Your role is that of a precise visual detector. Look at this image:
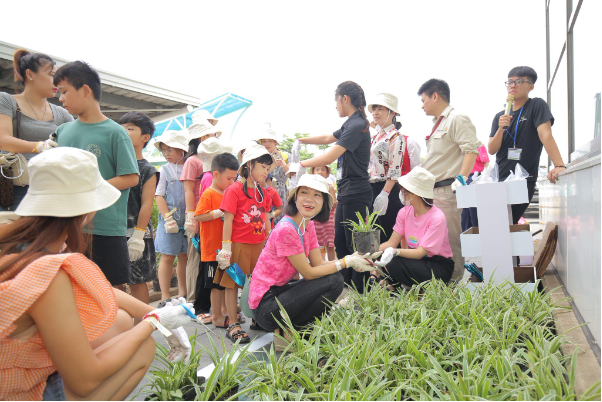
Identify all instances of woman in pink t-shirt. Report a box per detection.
[374,167,454,289]
[248,174,375,351]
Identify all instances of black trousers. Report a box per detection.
[461,173,478,231]
[511,180,537,224]
[370,181,403,242]
[384,255,454,288]
[335,190,373,294]
[252,273,344,331]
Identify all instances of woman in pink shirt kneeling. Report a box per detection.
[375,167,454,289]
[248,174,375,350]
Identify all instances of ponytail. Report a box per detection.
[335,81,369,133]
[12,48,55,92]
[392,115,402,130]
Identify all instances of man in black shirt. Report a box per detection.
[489,66,566,224]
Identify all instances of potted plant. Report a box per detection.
[344,207,384,254]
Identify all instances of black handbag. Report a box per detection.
[0,105,22,208]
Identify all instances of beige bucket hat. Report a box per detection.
[154,129,190,152]
[238,142,276,175]
[15,148,121,217]
[188,120,222,140]
[287,174,335,209]
[252,122,281,144]
[197,137,235,171]
[368,93,400,115]
[397,167,436,199]
[191,109,218,126]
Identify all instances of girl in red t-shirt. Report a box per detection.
[216,143,275,343]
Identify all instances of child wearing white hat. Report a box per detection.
[153,130,190,307]
[0,147,192,400]
[373,167,454,288]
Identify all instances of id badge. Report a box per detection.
[336,167,342,180]
[508,148,522,160]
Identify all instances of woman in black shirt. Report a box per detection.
[295,81,373,293]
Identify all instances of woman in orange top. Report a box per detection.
[0,147,193,401]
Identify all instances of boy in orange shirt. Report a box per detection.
[194,153,240,327]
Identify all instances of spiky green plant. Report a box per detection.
[343,207,385,233]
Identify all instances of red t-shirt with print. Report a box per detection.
[220,181,271,244]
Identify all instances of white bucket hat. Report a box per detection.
[368,93,400,115]
[197,137,235,171]
[191,109,218,125]
[252,122,281,144]
[238,142,276,175]
[287,174,335,209]
[154,129,190,152]
[15,148,121,218]
[397,167,436,199]
[188,120,222,140]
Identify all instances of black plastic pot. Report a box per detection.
[352,230,380,254]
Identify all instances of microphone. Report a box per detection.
[503,95,514,129]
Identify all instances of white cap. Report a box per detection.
[368,93,400,115]
[191,109,218,125]
[397,167,436,199]
[188,120,222,140]
[238,142,276,175]
[197,137,235,171]
[15,148,121,217]
[287,174,334,209]
[154,129,190,152]
[252,122,281,144]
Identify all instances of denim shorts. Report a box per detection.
[154,220,188,256]
[43,372,66,401]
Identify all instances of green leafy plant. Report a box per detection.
[343,207,384,233]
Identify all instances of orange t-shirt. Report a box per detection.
[195,187,224,261]
[0,253,117,401]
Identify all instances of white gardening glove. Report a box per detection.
[184,212,197,238]
[212,209,224,220]
[267,211,275,219]
[291,140,301,162]
[373,190,390,216]
[451,176,467,193]
[35,138,58,153]
[165,327,192,364]
[343,252,377,272]
[217,241,232,270]
[148,303,194,330]
[374,247,397,267]
[127,229,146,262]
[164,215,179,234]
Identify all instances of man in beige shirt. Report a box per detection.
[418,79,481,281]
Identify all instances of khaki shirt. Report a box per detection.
[422,105,481,182]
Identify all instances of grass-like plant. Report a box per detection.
[343,207,384,233]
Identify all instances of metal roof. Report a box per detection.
[0,40,200,122]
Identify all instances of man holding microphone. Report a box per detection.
[488,66,565,224]
[417,79,481,282]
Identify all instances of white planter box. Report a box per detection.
[461,225,534,258]
[456,179,529,208]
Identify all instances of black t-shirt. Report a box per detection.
[127,159,159,238]
[490,97,554,182]
[333,111,372,198]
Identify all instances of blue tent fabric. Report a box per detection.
[153,93,252,138]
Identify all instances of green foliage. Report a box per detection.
[236,281,600,401]
[343,207,384,233]
[280,133,314,161]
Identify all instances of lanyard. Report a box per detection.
[425,109,453,140]
[505,105,524,148]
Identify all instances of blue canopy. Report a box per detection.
[153,93,252,138]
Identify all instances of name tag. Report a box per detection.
[508,148,522,160]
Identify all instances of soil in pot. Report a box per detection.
[352,230,380,254]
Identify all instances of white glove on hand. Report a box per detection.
[373,190,390,216]
[451,176,467,193]
[149,303,194,330]
[35,138,58,153]
[166,327,192,364]
[291,140,301,162]
[164,215,179,234]
[212,209,224,220]
[127,229,146,262]
[344,252,376,272]
[267,211,275,219]
[184,212,197,238]
[217,242,232,270]
[374,247,397,267]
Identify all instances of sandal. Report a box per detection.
[226,322,250,344]
[249,319,265,331]
[197,313,212,325]
[214,316,230,328]
[157,298,172,308]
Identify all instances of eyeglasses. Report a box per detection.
[160,148,176,155]
[505,79,533,87]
